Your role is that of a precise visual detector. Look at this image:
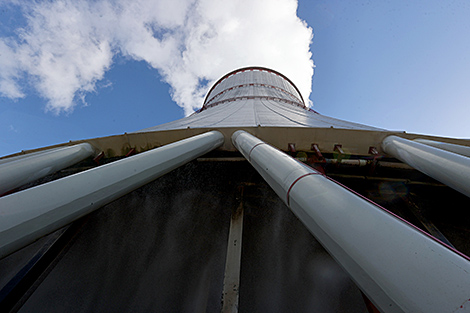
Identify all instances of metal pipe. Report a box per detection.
[324,158,368,166]
[232,130,470,313]
[0,147,63,165]
[376,161,412,170]
[0,144,95,195]
[0,131,224,259]
[383,135,470,198]
[414,138,470,158]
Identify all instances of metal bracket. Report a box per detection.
[368,146,379,155]
[93,151,105,165]
[334,144,344,163]
[287,143,296,154]
[125,148,136,157]
[368,147,380,174]
[311,144,325,162]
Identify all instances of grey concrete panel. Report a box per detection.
[15,162,366,312]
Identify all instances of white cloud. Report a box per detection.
[9,124,18,133]
[0,0,313,115]
[0,39,24,99]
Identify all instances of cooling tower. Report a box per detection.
[1,67,470,313]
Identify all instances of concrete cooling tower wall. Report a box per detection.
[2,66,470,312]
[1,160,367,312]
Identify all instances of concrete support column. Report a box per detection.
[0,131,224,259]
[414,138,470,158]
[0,144,95,195]
[383,135,470,198]
[232,130,470,313]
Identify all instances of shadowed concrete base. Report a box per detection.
[1,160,367,312]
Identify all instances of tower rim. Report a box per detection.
[202,66,306,109]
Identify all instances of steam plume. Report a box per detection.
[0,0,314,115]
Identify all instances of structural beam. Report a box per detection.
[221,198,244,313]
[232,130,470,313]
[414,138,470,158]
[0,131,224,259]
[383,135,470,198]
[0,144,95,195]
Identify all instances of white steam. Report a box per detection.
[0,0,314,115]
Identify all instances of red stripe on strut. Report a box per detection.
[248,143,266,162]
[286,172,323,206]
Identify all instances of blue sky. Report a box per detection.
[1,0,470,157]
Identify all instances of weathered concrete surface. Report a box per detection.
[10,161,366,312]
[239,183,366,312]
